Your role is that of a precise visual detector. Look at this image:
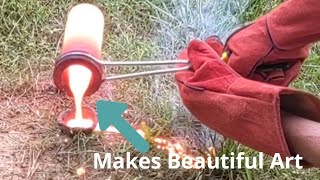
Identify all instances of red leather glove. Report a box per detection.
[224,0,320,86]
[175,39,320,161]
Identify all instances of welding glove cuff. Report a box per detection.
[176,40,320,164]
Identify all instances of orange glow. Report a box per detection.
[62,3,104,58]
[67,65,93,128]
[152,137,216,168]
[76,167,86,176]
[92,122,216,169]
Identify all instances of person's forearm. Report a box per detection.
[281,110,320,167]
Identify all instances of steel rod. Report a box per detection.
[105,65,191,81]
[61,52,189,66]
[60,51,191,80]
[96,59,189,66]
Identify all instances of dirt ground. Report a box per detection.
[0,70,213,179]
[0,69,139,179]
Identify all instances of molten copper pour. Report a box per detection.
[53,3,190,97]
[57,106,98,135]
[54,53,103,97]
[53,3,190,136]
[54,4,104,135]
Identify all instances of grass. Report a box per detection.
[0,0,320,179]
[241,0,283,22]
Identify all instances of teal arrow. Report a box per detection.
[96,100,149,153]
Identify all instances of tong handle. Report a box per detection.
[105,65,191,81]
[96,59,189,66]
[59,51,191,80]
[96,58,191,81]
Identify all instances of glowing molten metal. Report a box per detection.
[67,65,93,128]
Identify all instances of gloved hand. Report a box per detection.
[224,0,320,86]
[175,39,320,163]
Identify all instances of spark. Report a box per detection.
[92,121,216,168]
[76,167,86,176]
[152,136,216,168]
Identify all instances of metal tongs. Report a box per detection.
[68,52,191,81]
[99,59,191,81]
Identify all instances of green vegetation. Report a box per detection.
[0,0,319,179]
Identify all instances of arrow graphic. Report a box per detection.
[96,100,150,153]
